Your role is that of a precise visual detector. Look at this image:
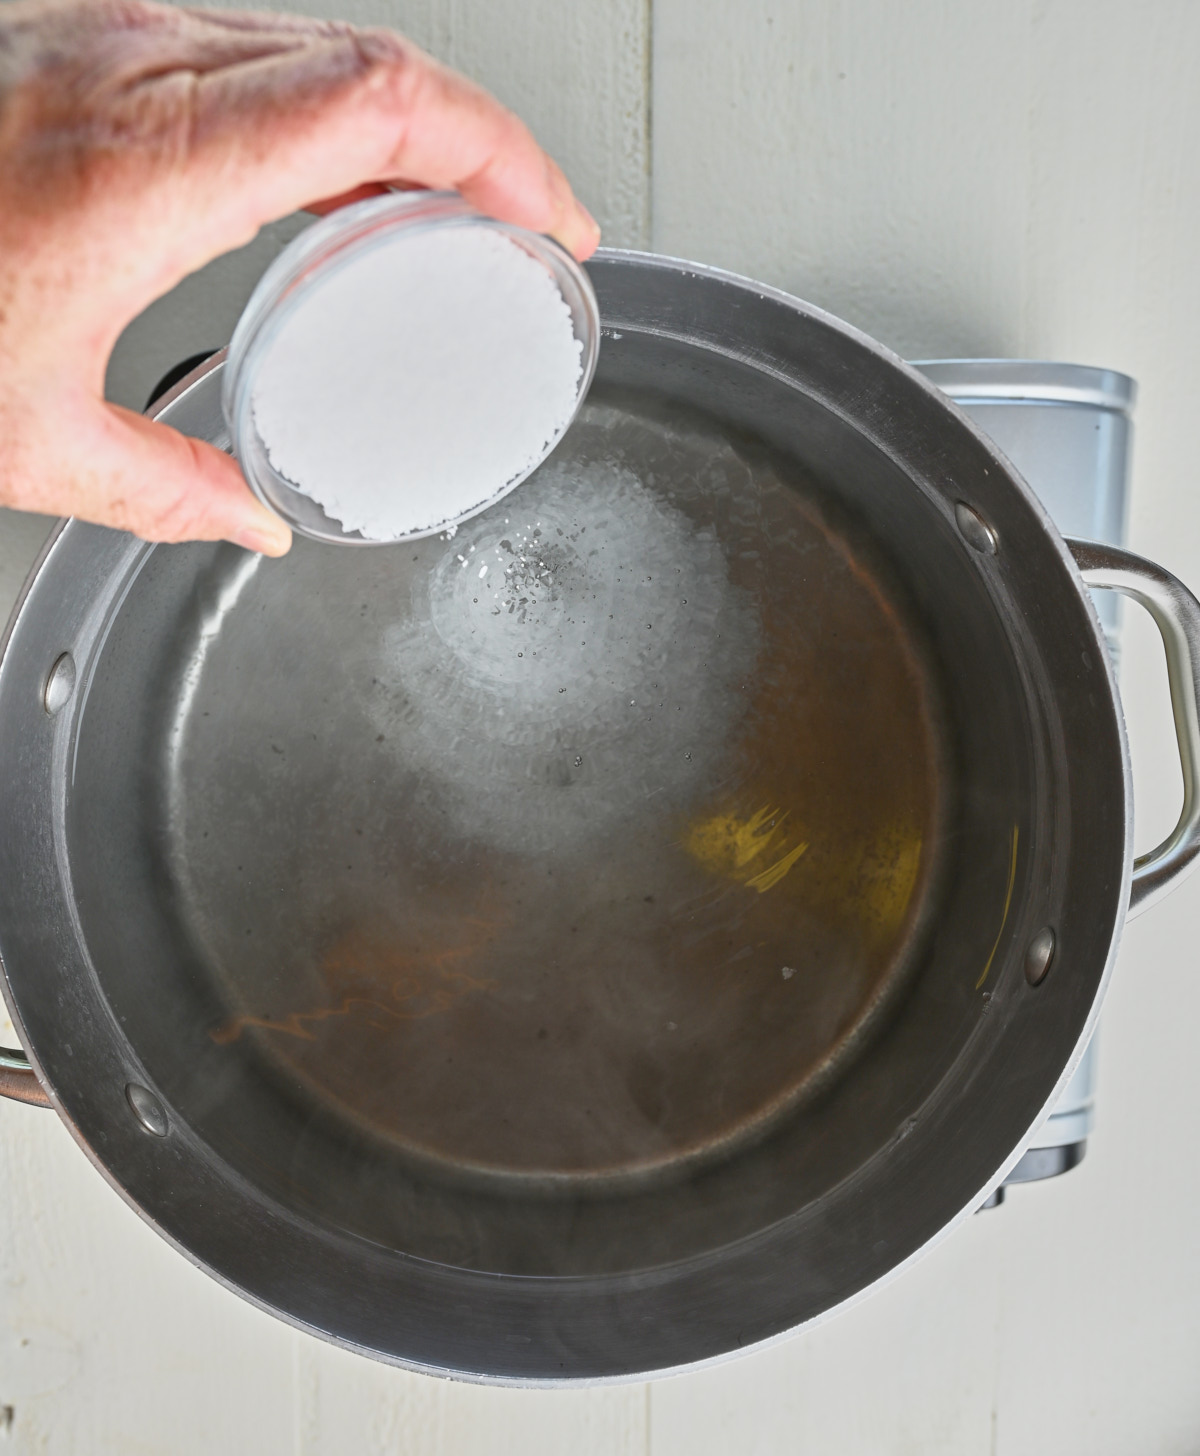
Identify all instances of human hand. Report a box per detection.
[0,0,600,555]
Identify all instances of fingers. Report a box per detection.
[356,43,601,257]
[173,23,599,261]
[77,403,292,553]
[177,7,355,40]
[4,0,321,88]
[5,2,598,261]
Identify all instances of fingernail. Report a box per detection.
[570,203,601,260]
[234,523,292,557]
[553,206,601,262]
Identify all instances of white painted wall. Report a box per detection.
[4,1,1200,1450]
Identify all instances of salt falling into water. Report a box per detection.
[250,228,584,541]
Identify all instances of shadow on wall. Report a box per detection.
[104,214,313,414]
[790,263,1025,363]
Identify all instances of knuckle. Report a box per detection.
[348,26,425,118]
[351,27,412,72]
[0,2,196,205]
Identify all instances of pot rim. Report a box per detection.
[0,249,1134,1382]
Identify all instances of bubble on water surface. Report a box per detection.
[369,454,760,856]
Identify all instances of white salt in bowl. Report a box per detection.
[222,190,600,545]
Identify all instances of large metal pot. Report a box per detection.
[3,250,1200,1383]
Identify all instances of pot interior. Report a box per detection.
[108,381,942,1169]
[0,254,1132,1380]
[63,337,1042,1280]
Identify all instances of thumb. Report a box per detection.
[81,403,293,555]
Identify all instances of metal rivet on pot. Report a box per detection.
[1025,927,1056,986]
[954,502,998,555]
[43,652,76,716]
[125,1083,168,1136]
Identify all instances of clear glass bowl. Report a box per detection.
[222,190,600,546]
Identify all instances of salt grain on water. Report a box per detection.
[251,227,584,541]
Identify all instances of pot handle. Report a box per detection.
[0,1044,50,1108]
[1068,537,1200,916]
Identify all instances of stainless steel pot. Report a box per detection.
[3,249,1200,1383]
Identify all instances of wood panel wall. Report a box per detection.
[4,2,1200,1451]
